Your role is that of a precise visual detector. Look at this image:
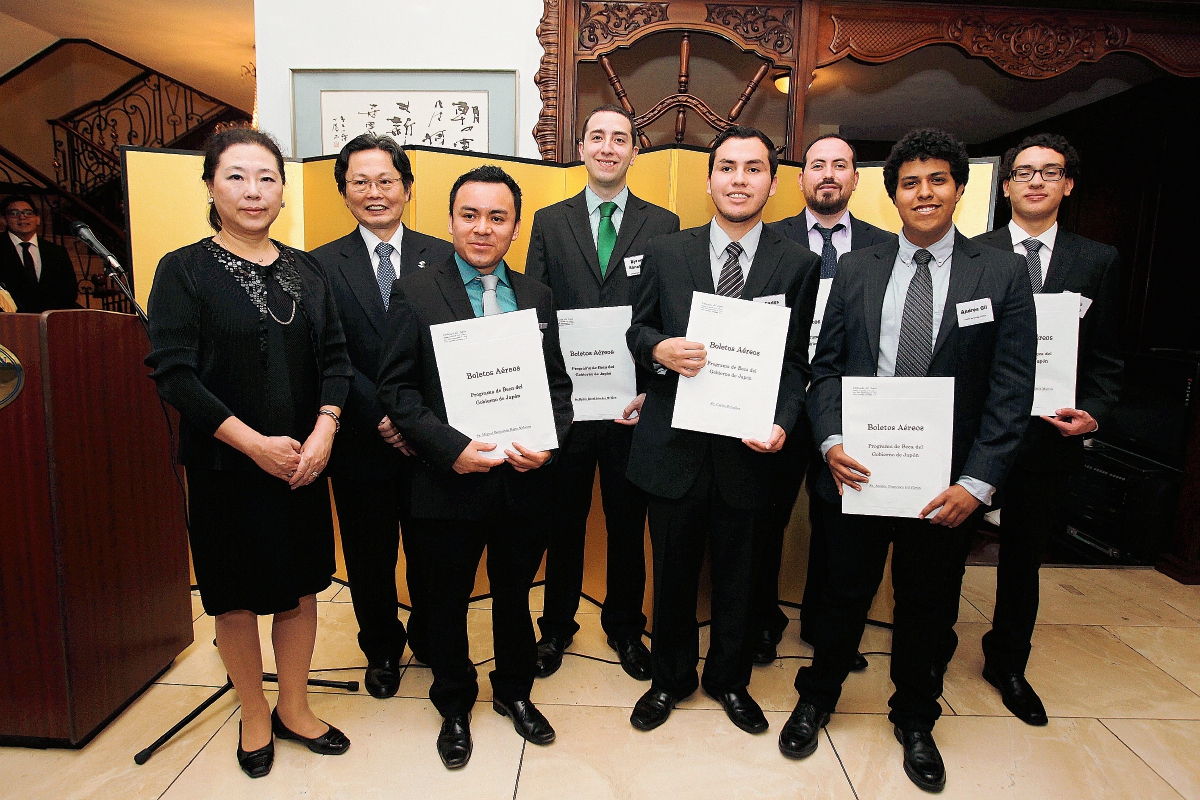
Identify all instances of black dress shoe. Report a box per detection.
[778,701,829,759]
[364,658,402,699]
[534,635,572,678]
[982,667,1048,726]
[236,722,274,778]
[894,726,946,793]
[271,708,351,755]
[607,636,652,680]
[750,630,781,666]
[705,688,769,734]
[851,651,869,672]
[630,688,676,731]
[436,714,472,769]
[492,698,555,745]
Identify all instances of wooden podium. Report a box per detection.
[0,310,192,747]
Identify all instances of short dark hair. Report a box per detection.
[579,104,639,142]
[2,194,37,216]
[801,134,858,171]
[200,126,287,231]
[883,128,970,200]
[1000,133,1081,181]
[709,126,779,177]
[449,165,522,221]
[333,133,415,195]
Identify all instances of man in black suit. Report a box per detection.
[376,166,573,769]
[525,105,679,681]
[625,127,819,736]
[754,135,895,668]
[0,196,78,312]
[952,133,1122,725]
[311,134,454,699]
[781,129,1036,793]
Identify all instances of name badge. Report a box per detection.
[538,322,548,330]
[753,294,786,307]
[1079,296,1093,318]
[956,298,994,327]
[624,255,643,276]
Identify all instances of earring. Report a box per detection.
[281,200,286,208]
[207,195,213,204]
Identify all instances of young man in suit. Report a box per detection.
[376,166,573,769]
[783,129,1036,793]
[524,105,680,681]
[311,134,454,699]
[0,196,79,312]
[754,135,896,668]
[955,133,1122,725]
[625,126,819,736]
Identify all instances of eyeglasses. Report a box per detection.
[346,178,404,193]
[4,209,37,218]
[1009,167,1066,182]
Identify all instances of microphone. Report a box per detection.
[69,221,124,273]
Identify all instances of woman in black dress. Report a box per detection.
[146,128,354,778]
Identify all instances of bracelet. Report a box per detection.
[317,409,341,434]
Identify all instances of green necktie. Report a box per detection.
[597,201,617,278]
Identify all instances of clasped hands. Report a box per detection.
[826,444,979,528]
[652,337,786,453]
[453,440,551,474]
[255,413,337,490]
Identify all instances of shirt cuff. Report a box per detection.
[820,434,844,461]
[956,476,995,506]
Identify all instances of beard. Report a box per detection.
[805,183,849,216]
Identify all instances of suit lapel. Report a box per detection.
[865,244,895,366]
[788,212,814,253]
[933,232,986,361]
[741,226,783,300]
[398,230,429,276]
[606,194,648,279]
[685,227,715,294]
[564,191,604,285]
[1042,230,1076,294]
[434,257,478,321]
[337,231,387,335]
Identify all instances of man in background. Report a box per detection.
[0,196,78,312]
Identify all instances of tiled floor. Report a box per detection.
[4,567,1200,799]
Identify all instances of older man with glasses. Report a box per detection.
[0,195,79,312]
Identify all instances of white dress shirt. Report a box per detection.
[805,208,853,260]
[358,223,406,281]
[1007,219,1057,285]
[708,218,763,290]
[9,232,41,279]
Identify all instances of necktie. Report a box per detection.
[597,201,617,278]
[20,242,37,283]
[375,242,397,311]
[1021,238,1044,293]
[815,223,845,279]
[894,248,935,378]
[716,241,745,298]
[480,273,502,316]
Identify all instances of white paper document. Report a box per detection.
[841,377,955,518]
[430,308,559,460]
[1031,292,1080,417]
[809,278,833,361]
[557,305,637,422]
[671,292,791,441]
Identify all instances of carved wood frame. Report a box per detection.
[535,0,1200,161]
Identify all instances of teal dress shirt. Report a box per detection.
[455,253,518,317]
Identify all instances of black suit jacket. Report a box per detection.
[626,223,821,508]
[770,210,896,255]
[376,256,574,520]
[808,230,1037,504]
[312,227,455,481]
[974,227,1123,472]
[0,235,78,312]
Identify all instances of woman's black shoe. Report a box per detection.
[271,708,351,755]
[237,722,274,778]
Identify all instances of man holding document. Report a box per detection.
[952,133,1123,726]
[524,105,680,681]
[376,166,572,769]
[625,127,817,736]
[784,128,1036,793]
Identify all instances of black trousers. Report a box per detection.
[795,502,973,732]
[748,435,807,640]
[409,514,541,718]
[647,458,757,698]
[330,475,425,663]
[538,420,648,642]
[799,488,835,646]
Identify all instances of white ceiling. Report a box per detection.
[0,0,255,110]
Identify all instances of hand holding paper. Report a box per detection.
[653,337,707,376]
[827,443,871,495]
[919,484,980,527]
[454,441,501,473]
[1043,406,1097,436]
[743,424,786,453]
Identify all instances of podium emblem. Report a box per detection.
[0,344,23,410]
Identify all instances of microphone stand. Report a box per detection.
[100,257,148,326]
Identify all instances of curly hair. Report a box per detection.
[883,128,969,200]
[448,165,522,221]
[1000,133,1081,181]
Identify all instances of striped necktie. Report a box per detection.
[893,248,935,378]
[716,241,744,298]
[1021,238,1044,293]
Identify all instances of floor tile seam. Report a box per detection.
[960,593,993,623]
[155,703,240,800]
[154,681,231,690]
[511,740,527,800]
[1096,718,1190,800]
[1095,628,1200,701]
[1163,600,1200,624]
[821,726,862,800]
